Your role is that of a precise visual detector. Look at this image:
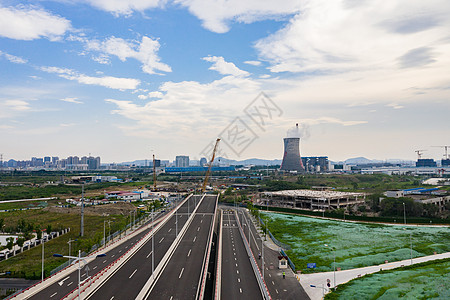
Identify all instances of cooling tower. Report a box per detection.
[280,137,305,172]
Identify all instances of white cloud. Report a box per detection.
[0,5,71,41]
[4,100,31,111]
[386,103,404,109]
[105,74,261,139]
[60,123,76,127]
[255,0,450,74]
[138,91,164,100]
[244,60,261,66]
[86,36,171,75]
[0,99,32,119]
[41,66,140,90]
[203,56,249,77]
[0,51,27,64]
[174,0,301,33]
[61,97,83,104]
[82,0,165,16]
[0,125,14,129]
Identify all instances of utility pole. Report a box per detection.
[0,154,3,171]
[80,183,85,237]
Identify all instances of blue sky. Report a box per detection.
[0,0,449,163]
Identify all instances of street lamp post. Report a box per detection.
[325,244,336,290]
[68,238,77,264]
[41,229,46,281]
[403,202,406,225]
[152,208,155,279]
[53,251,106,300]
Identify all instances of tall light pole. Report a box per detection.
[68,238,77,264]
[262,237,264,280]
[403,202,406,225]
[41,229,46,281]
[80,183,85,237]
[325,244,336,290]
[54,251,106,300]
[152,208,154,279]
[103,220,112,248]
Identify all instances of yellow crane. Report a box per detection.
[153,154,157,192]
[201,138,220,193]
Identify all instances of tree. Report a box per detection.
[46,225,52,234]
[6,237,15,250]
[0,218,4,232]
[16,237,25,248]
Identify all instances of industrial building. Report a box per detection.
[302,156,329,172]
[416,159,437,167]
[261,189,366,211]
[280,124,304,172]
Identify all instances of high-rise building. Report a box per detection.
[200,157,207,167]
[175,156,190,167]
[280,124,304,172]
[416,159,437,167]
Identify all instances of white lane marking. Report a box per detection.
[81,273,86,277]
[58,276,70,286]
[129,269,137,279]
[110,296,115,300]
[276,289,279,294]
[159,237,164,243]
[179,267,184,279]
[237,278,240,283]
[187,249,191,257]
[240,288,242,293]
[233,252,236,256]
[235,263,238,267]
[67,281,73,287]
[234,257,237,261]
[272,281,275,285]
[119,250,122,253]
[93,266,97,270]
[236,270,239,274]
[147,251,153,258]
[268,273,271,277]
[197,227,200,231]
[111,254,115,258]
[50,292,57,298]
[168,228,172,232]
[200,220,203,223]
[170,297,173,300]
[193,236,196,242]
[103,260,107,263]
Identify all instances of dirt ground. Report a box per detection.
[45,202,136,216]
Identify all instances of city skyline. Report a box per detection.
[1,1,449,162]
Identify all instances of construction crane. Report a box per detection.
[153,154,157,192]
[415,150,427,160]
[201,138,220,193]
[432,145,450,159]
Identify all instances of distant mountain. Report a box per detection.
[215,157,281,166]
[344,157,380,165]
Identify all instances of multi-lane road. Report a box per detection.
[87,195,206,300]
[220,209,262,299]
[142,195,217,299]
[22,195,199,300]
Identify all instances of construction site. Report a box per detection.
[260,189,366,211]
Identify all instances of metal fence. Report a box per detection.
[280,249,296,272]
[49,214,149,276]
[258,217,291,250]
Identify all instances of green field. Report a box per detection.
[325,258,450,299]
[261,212,450,274]
[0,209,128,279]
